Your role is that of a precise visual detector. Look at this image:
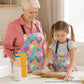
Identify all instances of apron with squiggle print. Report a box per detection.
[54,39,77,72]
[14,23,43,72]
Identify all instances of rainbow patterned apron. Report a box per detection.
[54,39,77,72]
[14,23,43,72]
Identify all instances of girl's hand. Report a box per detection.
[32,70,44,75]
[47,63,56,72]
[64,72,72,81]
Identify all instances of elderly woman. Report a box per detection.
[3,0,46,72]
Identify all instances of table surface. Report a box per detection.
[0,71,84,84]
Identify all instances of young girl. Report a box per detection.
[33,21,77,80]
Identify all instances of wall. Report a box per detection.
[68,0,84,66]
[38,0,65,39]
[76,43,84,66]
[0,0,21,41]
[0,7,22,41]
[69,0,84,42]
[37,0,53,40]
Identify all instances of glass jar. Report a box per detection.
[13,56,22,81]
[10,61,14,79]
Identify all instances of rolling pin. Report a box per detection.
[41,73,65,79]
[79,76,84,84]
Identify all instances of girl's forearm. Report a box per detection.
[67,48,76,73]
[67,59,75,73]
[41,55,51,71]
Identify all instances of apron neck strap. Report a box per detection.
[55,39,69,54]
[55,41,59,53]
[67,39,69,51]
[21,23,40,34]
[34,23,40,32]
[21,25,26,34]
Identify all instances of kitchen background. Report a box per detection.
[0,0,84,77]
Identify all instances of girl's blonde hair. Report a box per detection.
[47,21,75,52]
[21,0,40,10]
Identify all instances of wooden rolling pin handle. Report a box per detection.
[41,73,65,79]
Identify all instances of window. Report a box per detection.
[64,0,84,42]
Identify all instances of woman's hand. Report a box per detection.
[32,69,44,75]
[64,72,72,81]
[8,54,15,63]
[47,63,56,72]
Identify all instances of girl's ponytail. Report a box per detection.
[69,25,75,42]
[47,24,54,52]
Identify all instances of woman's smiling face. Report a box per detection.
[22,7,38,22]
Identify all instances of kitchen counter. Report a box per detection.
[0,71,84,84]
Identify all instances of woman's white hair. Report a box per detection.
[21,0,40,9]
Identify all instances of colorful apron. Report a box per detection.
[54,39,77,72]
[14,23,43,72]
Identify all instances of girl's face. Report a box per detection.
[55,30,69,43]
[22,7,38,22]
